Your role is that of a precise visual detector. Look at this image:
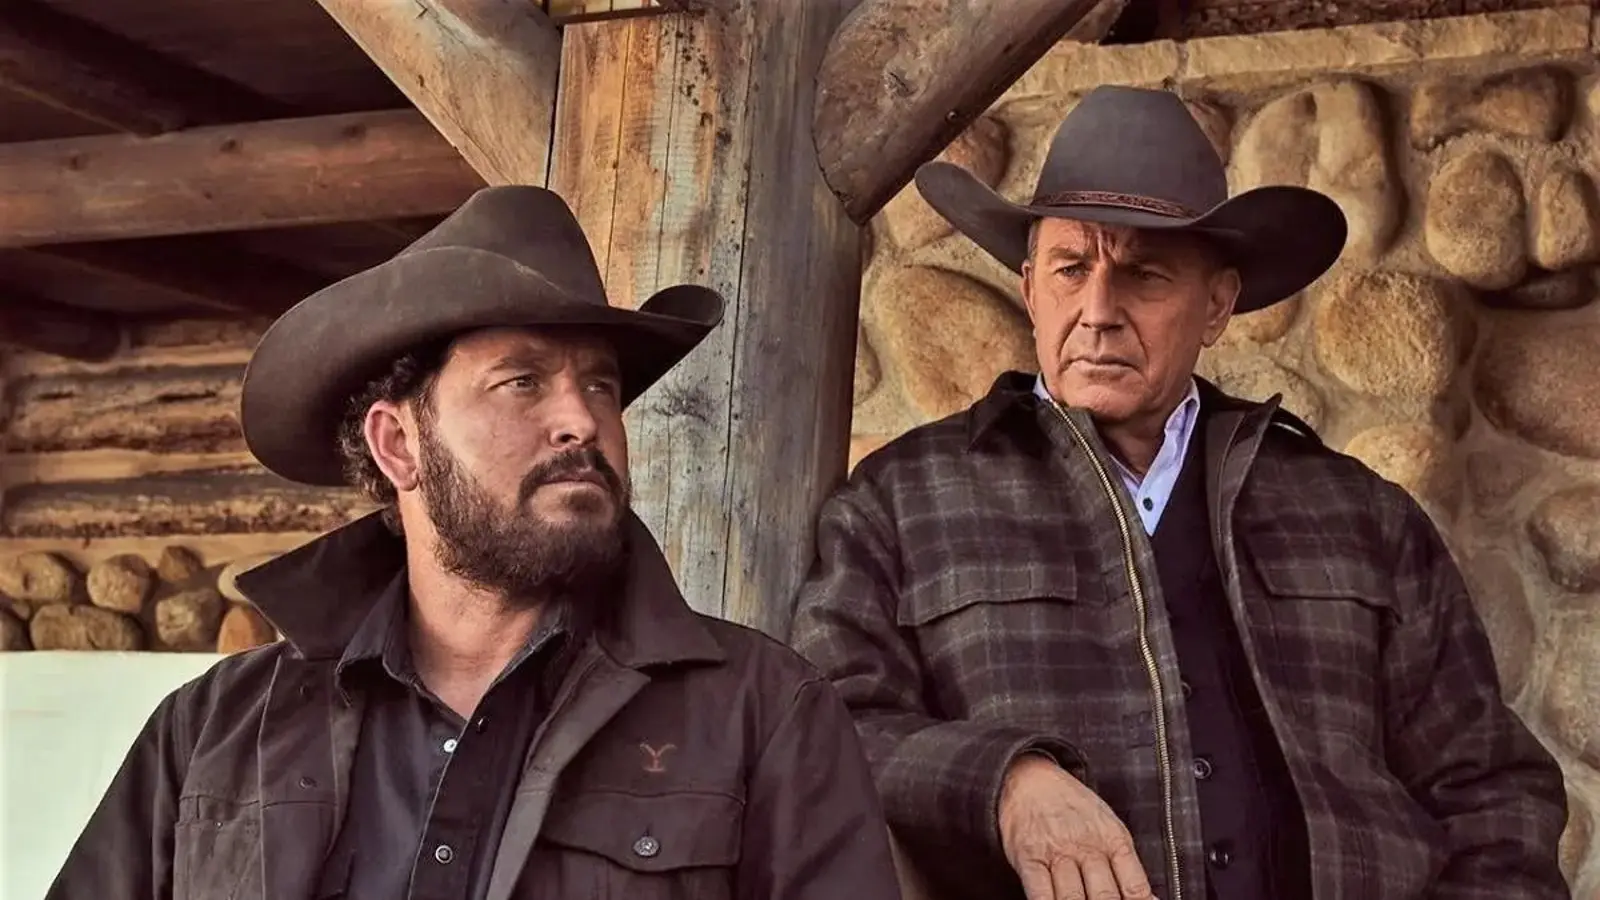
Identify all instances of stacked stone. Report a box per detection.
[850,10,1600,892]
[0,546,279,654]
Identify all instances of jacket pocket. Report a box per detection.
[173,796,260,900]
[538,789,742,899]
[897,559,1103,628]
[1248,547,1397,748]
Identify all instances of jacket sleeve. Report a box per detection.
[1381,492,1569,899]
[789,478,1085,871]
[45,687,193,900]
[737,677,906,900]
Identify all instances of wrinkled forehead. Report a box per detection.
[444,325,620,374]
[1034,216,1216,263]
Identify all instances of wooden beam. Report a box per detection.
[0,294,120,362]
[313,0,561,186]
[0,110,485,247]
[21,241,326,318]
[813,0,1120,223]
[0,0,288,135]
[550,2,863,636]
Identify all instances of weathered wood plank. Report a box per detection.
[547,20,631,274]
[0,295,122,361]
[0,110,484,247]
[813,0,1117,223]
[550,0,863,636]
[4,364,245,454]
[2,469,371,539]
[19,240,325,318]
[1,449,260,486]
[313,0,561,187]
[0,317,264,380]
[0,0,289,135]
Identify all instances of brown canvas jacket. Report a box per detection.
[790,372,1569,900]
[46,511,904,900]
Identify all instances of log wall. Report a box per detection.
[0,318,371,653]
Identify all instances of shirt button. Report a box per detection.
[1207,842,1231,869]
[442,738,458,754]
[434,844,454,865]
[632,836,660,858]
[1192,756,1213,781]
[1142,497,1154,511]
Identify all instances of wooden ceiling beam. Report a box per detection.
[0,292,121,361]
[0,0,289,136]
[813,0,1124,223]
[20,241,327,319]
[0,110,485,248]
[314,0,561,186]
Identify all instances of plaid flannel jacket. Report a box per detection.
[790,372,1569,900]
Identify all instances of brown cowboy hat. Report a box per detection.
[915,85,1348,312]
[239,185,724,487]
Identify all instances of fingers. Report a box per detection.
[1017,860,1056,900]
[1051,857,1087,900]
[1107,841,1155,899]
[1079,855,1121,900]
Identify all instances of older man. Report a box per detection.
[791,86,1568,900]
[47,186,903,900]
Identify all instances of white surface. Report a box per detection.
[0,652,222,900]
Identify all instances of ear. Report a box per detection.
[1020,259,1040,326]
[1200,266,1241,348]
[364,400,422,493]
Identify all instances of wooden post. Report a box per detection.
[313,0,562,186]
[549,2,863,636]
[813,0,1122,223]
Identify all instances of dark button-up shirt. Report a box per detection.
[318,575,571,900]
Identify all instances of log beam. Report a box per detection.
[551,2,863,636]
[313,0,561,186]
[0,0,287,135]
[0,295,120,362]
[813,0,1122,223]
[0,110,485,247]
[20,242,326,318]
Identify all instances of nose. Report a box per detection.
[544,378,600,448]
[1078,268,1122,331]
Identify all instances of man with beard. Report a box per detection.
[46,186,904,900]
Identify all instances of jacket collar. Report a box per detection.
[236,509,726,670]
[964,370,1321,451]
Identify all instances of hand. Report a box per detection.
[998,754,1155,900]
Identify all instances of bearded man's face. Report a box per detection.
[404,327,634,602]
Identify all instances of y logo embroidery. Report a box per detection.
[639,741,676,774]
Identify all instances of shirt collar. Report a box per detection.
[1031,374,1202,482]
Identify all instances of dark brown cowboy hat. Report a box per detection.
[915,85,1348,312]
[240,185,724,487]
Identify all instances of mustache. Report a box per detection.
[519,447,624,502]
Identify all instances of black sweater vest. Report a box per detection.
[1148,423,1310,900]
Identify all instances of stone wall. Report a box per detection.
[0,317,371,653]
[852,7,1600,893]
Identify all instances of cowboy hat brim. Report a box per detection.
[914,161,1348,313]
[240,246,724,488]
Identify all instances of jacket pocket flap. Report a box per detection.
[540,790,742,872]
[1250,552,1393,607]
[898,563,1090,627]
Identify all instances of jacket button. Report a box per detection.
[434,844,454,865]
[298,776,317,789]
[1207,842,1231,869]
[632,836,660,858]
[1192,756,1213,781]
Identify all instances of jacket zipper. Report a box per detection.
[1044,397,1183,900]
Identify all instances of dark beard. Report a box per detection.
[415,423,631,608]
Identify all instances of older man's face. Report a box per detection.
[405,326,633,601]
[1021,217,1239,429]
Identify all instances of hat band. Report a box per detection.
[1032,190,1200,220]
